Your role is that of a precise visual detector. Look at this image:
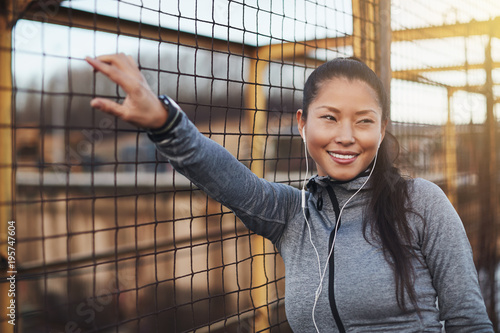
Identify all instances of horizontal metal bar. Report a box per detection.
[392,16,500,41]
[19,5,254,56]
[15,171,303,188]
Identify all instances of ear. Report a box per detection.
[296,109,306,141]
[380,119,388,143]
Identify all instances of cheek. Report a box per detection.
[307,129,332,148]
[357,131,382,150]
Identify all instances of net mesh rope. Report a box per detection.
[1,0,500,332]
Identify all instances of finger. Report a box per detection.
[85,56,102,71]
[94,53,137,73]
[86,56,117,78]
[90,98,124,118]
[86,56,139,93]
[86,55,126,75]
[126,55,137,67]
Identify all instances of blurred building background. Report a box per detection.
[1,0,500,332]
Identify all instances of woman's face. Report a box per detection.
[297,77,386,181]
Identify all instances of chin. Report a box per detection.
[322,171,356,181]
[330,175,355,181]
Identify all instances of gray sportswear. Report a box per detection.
[149,106,493,332]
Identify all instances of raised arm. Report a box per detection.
[85,53,300,244]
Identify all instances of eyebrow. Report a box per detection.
[316,106,379,116]
[355,109,379,116]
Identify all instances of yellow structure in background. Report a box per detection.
[0,3,14,228]
[445,89,458,208]
[1,2,14,332]
[246,51,272,331]
[352,0,378,71]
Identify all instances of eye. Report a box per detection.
[358,118,375,124]
[321,115,337,122]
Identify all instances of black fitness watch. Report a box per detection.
[146,95,182,142]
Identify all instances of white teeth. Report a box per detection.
[329,152,356,159]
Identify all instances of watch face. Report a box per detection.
[164,96,180,111]
[159,95,170,106]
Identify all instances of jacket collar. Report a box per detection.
[306,169,373,192]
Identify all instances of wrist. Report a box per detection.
[146,95,182,142]
[148,97,170,130]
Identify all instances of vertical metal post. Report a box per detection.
[478,31,498,329]
[444,88,458,207]
[483,32,498,328]
[0,2,14,332]
[245,51,270,331]
[352,0,377,70]
[378,0,392,119]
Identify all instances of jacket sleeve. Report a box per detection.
[414,179,493,332]
[147,106,301,244]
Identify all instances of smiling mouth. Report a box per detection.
[328,152,358,160]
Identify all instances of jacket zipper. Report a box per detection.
[325,185,346,333]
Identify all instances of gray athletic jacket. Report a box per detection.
[148,102,493,332]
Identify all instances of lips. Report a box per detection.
[328,151,359,164]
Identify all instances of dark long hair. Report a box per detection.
[302,57,419,312]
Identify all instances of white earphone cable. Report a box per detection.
[302,136,323,284]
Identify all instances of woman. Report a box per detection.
[86,54,493,332]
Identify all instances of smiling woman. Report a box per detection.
[86,53,493,332]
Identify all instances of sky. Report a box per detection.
[11,0,500,125]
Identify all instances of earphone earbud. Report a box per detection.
[303,128,307,143]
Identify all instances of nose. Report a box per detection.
[335,124,355,145]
